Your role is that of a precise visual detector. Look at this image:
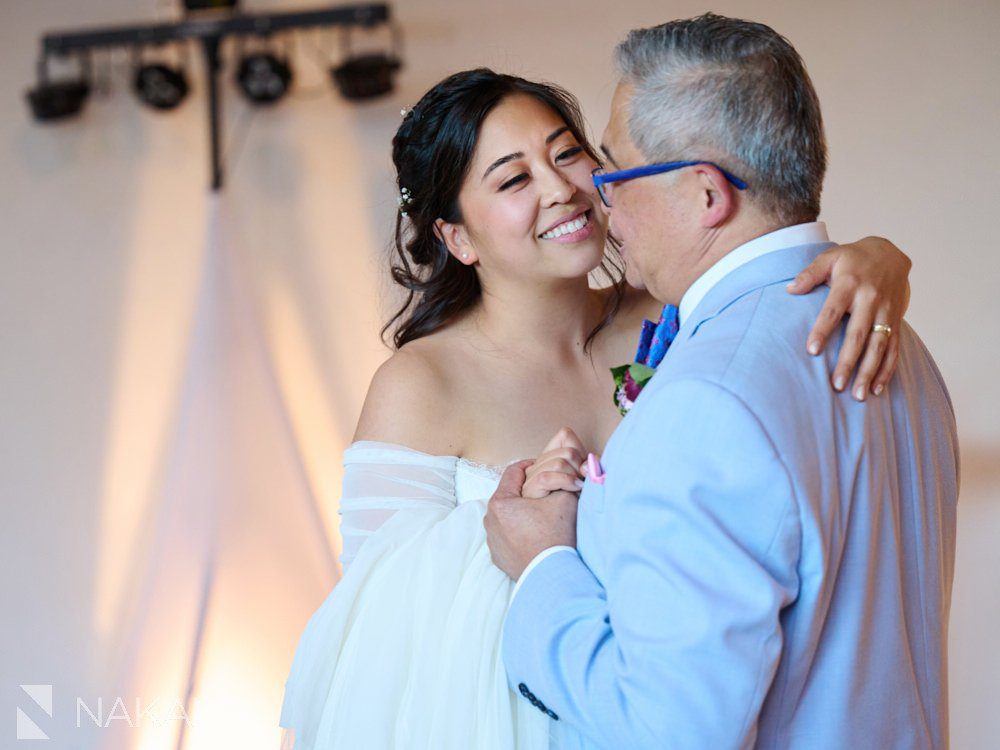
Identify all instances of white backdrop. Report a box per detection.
[1,0,998,748]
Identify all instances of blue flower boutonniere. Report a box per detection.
[611,304,679,416]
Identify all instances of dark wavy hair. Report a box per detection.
[383,68,625,350]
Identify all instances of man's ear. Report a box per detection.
[692,164,736,229]
[434,218,477,265]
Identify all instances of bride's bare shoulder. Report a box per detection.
[353,336,464,455]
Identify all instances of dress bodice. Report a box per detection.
[454,457,503,504]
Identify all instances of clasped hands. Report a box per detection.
[483,427,590,581]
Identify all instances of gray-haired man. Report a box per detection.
[494,13,958,749]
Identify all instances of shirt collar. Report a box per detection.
[678,221,829,325]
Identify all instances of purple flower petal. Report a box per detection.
[624,371,642,401]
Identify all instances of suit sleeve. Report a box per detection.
[501,378,802,749]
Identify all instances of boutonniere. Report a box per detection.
[611,304,679,416]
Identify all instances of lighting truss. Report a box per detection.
[35,4,391,190]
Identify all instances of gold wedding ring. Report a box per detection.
[872,323,893,337]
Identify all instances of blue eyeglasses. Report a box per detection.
[591,161,748,207]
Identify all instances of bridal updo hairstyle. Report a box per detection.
[384,68,624,350]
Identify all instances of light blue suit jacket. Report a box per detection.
[502,242,959,749]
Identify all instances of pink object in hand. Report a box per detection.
[587,453,606,484]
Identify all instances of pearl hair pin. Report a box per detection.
[398,186,412,217]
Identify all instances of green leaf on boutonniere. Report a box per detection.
[611,362,657,416]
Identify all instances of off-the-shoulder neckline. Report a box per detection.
[348,440,508,476]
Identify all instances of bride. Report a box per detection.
[279,68,912,749]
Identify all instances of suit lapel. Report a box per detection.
[673,241,836,347]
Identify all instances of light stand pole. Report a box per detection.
[201,34,223,190]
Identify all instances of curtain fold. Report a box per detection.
[101,195,339,750]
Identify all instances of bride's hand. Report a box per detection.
[787,235,911,401]
[523,427,588,499]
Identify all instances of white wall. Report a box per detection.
[2,0,997,747]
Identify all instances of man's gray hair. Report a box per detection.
[615,13,827,223]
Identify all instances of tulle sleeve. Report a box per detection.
[279,441,550,750]
[337,441,459,572]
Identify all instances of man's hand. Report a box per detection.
[484,459,579,581]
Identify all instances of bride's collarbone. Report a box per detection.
[456,390,619,463]
[397,331,620,459]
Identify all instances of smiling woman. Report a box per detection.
[433,95,605,282]
[383,69,624,353]
[276,67,916,750]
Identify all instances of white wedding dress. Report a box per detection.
[279,440,558,749]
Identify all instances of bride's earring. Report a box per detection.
[461,253,469,260]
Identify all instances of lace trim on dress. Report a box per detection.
[457,457,504,479]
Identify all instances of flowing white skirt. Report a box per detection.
[279,495,554,749]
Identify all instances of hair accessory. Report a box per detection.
[401,103,422,122]
[398,186,412,217]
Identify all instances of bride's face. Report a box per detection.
[441,94,608,284]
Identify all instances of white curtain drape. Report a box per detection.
[98,196,341,750]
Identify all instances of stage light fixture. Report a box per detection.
[236,49,293,105]
[135,64,189,109]
[28,3,395,188]
[25,52,91,122]
[133,44,190,111]
[330,22,401,100]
